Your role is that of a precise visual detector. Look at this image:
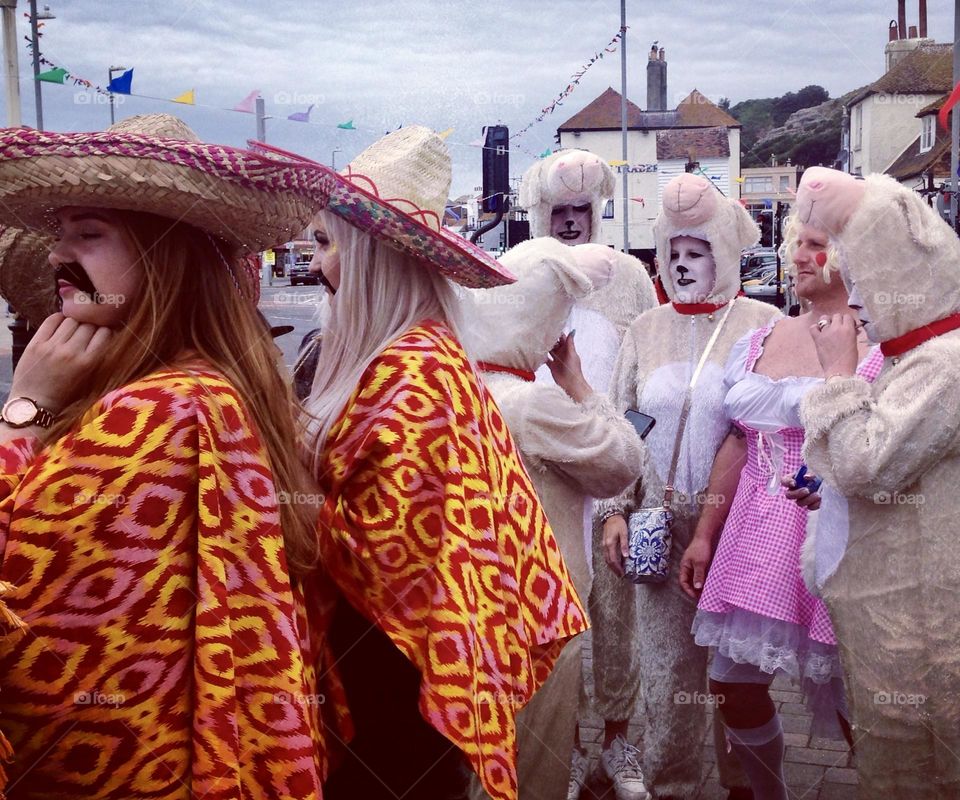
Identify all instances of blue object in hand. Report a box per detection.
[794,464,822,494]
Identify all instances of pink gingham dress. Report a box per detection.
[693,323,883,690]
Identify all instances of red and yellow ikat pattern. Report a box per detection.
[315,321,588,800]
[0,366,325,799]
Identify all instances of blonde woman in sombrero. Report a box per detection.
[0,114,330,798]
[284,127,588,800]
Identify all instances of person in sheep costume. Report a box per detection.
[521,149,663,800]
[595,173,780,799]
[795,166,960,799]
[464,236,645,800]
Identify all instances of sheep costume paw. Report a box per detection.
[796,166,960,798]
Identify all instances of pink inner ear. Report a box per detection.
[808,180,825,190]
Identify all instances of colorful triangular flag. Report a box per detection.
[608,159,628,167]
[107,68,133,95]
[437,127,454,140]
[233,89,260,113]
[37,67,67,84]
[337,120,357,130]
[539,147,553,158]
[172,89,195,105]
[287,104,314,122]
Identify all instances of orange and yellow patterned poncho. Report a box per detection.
[314,321,588,800]
[0,366,325,799]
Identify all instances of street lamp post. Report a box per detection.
[331,147,342,170]
[108,64,125,126]
[0,0,21,128]
[28,1,54,130]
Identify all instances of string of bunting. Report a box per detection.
[26,38,111,95]
[511,27,625,141]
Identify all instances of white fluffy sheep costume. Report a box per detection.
[594,173,780,797]
[796,167,960,798]
[462,237,644,800]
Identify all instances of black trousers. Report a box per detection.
[323,598,472,800]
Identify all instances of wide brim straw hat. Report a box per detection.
[0,226,56,327]
[251,126,516,289]
[0,114,317,253]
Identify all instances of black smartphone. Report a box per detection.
[625,409,656,439]
[794,464,822,493]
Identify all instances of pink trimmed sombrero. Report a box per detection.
[249,126,516,289]
[0,114,319,254]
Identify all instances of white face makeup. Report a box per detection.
[669,235,716,303]
[550,203,592,245]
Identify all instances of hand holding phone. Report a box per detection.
[793,464,822,494]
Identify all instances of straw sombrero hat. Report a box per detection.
[251,126,516,289]
[0,114,316,253]
[0,226,55,327]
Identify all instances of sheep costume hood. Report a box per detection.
[655,172,761,305]
[464,236,644,800]
[519,149,615,244]
[796,166,960,343]
[797,166,960,797]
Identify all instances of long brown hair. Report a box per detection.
[44,211,319,573]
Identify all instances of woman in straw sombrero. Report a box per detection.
[0,114,332,798]
[284,126,588,800]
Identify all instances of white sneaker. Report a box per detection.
[567,747,589,800]
[600,735,650,800]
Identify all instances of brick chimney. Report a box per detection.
[885,0,934,71]
[647,44,667,111]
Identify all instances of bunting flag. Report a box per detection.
[468,137,484,147]
[24,40,111,95]
[107,68,134,95]
[608,159,628,167]
[337,120,357,130]
[37,67,67,84]
[938,79,960,132]
[734,176,746,184]
[512,27,626,141]
[172,89,195,105]
[287,104,314,122]
[539,147,553,158]
[631,197,646,207]
[234,89,261,113]
[437,127,454,140]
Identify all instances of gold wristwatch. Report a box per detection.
[0,397,56,429]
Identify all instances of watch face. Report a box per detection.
[3,397,37,426]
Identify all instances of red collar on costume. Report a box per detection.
[880,312,960,358]
[671,291,744,316]
[477,361,536,382]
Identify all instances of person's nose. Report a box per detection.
[47,238,72,268]
[676,264,688,275]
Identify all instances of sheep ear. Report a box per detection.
[895,187,939,252]
[519,161,544,209]
[548,248,594,300]
[733,201,761,249]
[598,160,617,198]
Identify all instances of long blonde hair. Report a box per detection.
[45,211,320,573]
[300,211,465,467]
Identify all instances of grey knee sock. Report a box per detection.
[725,714,787,800]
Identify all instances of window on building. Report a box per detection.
[744,176,774,194]
[920,115,935,153]
[853,105,863,151]
[602,198,615,219]
[779,175,790,192]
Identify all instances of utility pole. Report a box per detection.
[108,65,126,126]
[28,0,40,129]
[952,0,960,230]
[255,96,266,142]
[0,0,20,128]
[619,0,630,253]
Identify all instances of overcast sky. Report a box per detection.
[1,0,955,197]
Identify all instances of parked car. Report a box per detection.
[743,271,785,306]
[741,251,777,279]
[289,261,318,286]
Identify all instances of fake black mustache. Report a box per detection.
[317,271,337,295]
[54,262,101,305]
